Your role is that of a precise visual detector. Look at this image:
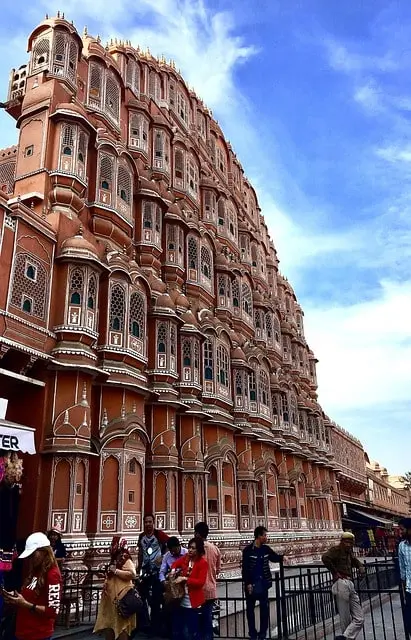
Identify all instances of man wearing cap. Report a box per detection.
[322,532,365,640]
[398,518,411,633]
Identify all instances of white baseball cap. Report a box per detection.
[19,532,51,559]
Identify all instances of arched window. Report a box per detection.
[129,113,148,151]
[142,201,161,246]
[105,72,120,124]
[241,283,252,318]
[98,154,114,205]
[187,235,199,281]
[274,316,281,347]
[266,313,273,346]
[217,344,230,391]
[166,225,184,267]
[249,370,257,404]
[69,269,83,305]
[203,191,216,222]
[149,70,161,103]
[87,274,97,311]
[218,199,225,227]
[77,131,87,179]
[157,323,167,353]
[200,244,212,289]
[117,162,132,219]
[60,124,75,171]
[89,63,103,108]
[32,38,50,70]
[10,253,48,320]
[22,298,32,313]
[232,279,240,311]
[259,370,270,414]
[203,339,214,383]
[174,148,185,188]
[109,283,125,333]
[186,155,199,199]
[68,41,78,81]
[129,290,145,355]
[126,58,140,96]
[53,31,66,70]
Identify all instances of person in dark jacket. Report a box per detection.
[241,526,282,640]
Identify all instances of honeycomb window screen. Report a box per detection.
[53,31,66,67]
[61,124,75,157]
[174,149,184,181]
[105,72,120,124]
[265,313,273,340]
[204,191,216,220]
[187,157,199,199]
[155,205,161,234]
[77,131,88,176]
[129,114,148,151]
[10,252,48,319]
[157,322,167,353]
[274,316,281,344]
[0,160,16,195]
[87,274,97,309]
[126,59,140,96]
[149,71,161,103]
[249,370,257,402]
[89,63,103,107]
[154,130,164,167]
[109,283,126,331]
[170,324,176,357]
[143,201,153,229]
[99,154,114,191]
[129,291,145,339]
[241,283,252,317]
[217,344,230,388]
[117,162,132,216]
[232,279,240,307]
[235,370,244,396]
[217,199,225,226]
[200,245,212,280]
[68,40,78,80]
[187,235,199,273]
[32,37,50,70]
[69,268,84,305]
[259,370,270,407]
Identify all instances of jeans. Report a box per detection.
[172,606,201,640]
[139,573,164,633]
[404,591,411,634]
[201,599,214,640]
[246,590,269,639]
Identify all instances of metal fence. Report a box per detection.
[58,558,410,639]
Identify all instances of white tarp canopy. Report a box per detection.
[0,420,36,455]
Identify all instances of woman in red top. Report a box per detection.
[170,537,208,640]
[3,531,62,640]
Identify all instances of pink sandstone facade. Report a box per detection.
[0,14,350,569]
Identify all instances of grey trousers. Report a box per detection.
[331,578,365,639]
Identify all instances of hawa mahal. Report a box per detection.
[0,14,345,568]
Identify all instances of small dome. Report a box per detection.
[148,274,167,294]
[154,293,175,310]
[181,310,199,327]
[167,201,183,217]
[231,346,247,362]
[152,113,170,128]
[139,176,161,195]
[175,293,190,310]
[253,290,264,305]
[59,229,100,260]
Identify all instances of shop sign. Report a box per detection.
[0,424,36,454]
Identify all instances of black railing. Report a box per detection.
[57,559,409,639]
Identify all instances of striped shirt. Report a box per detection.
[398,540,411,593]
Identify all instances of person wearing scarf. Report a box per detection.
[94,536,137,640]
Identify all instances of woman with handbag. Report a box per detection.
[170,537,208,640]
[94,536,137,640]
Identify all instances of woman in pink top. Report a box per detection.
[194,522,221,640]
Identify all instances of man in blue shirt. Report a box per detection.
[159,536,187,583]
[398,519,411,634]
[242,526,282,640]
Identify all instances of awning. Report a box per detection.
[0,420,36,455]
[346,506,394,527]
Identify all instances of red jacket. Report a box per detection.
[171,554,208,608]
[15,564,62,640]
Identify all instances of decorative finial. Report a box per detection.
[30,201,34,209]
[62,12,65,19]
[57,10,60,18]
[81,381,88,406]
[45,13,49,19]
[97,34,101,43]
[83,26,88,37]
[100,408,108,436]
[78,224,84,236]
[121,404,126,419]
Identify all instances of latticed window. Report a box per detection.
[87,274,97,310]
[126,58,140,96]
[203,191,216,222]
[218,199,225,227]
[266,313,273,344]
[109,283,125,331]
[129,291,145,338]
[157,322,167,353]
[232,279,240,309]
[69,269,83,305]
[280,392,289,423]
[235,371,243,396]
[182,339,192,367]
[249,370,257,402]
[105,72,120,124]
[174,148,185,187]
[187,235,199,279]
[117,162,132,219]
[240,234,250,261]
[89,63,103,107]
[241,283,252,317]
[169,81,175,106]
[228,205,237,239]
[142,201,161,246]
[177,92,188,123]
[290,393,298,426]
[153,130,169,172]
[68,41,78,81]
[149,71,161,103]
[99,154,114,191]
[77,131,87,178]
[129,113,148,151]
[53,31,66,70]
[200,245,212,283]
[10,253,48,320]
[217,344,230,388]
[217,146,226,174]
[259,370,270,408]
[186,156,199,199]
[0,160,16,195]
[61,124,74,158]
[204,339,214,381]
[197,111,206,139]
[274,316,281,345]
[32,37,50,70]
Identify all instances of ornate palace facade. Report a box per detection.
[0,14,342,567]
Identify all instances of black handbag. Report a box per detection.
[116,586,143,618]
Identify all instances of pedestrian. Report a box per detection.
[398,518,411,633]
[137,513,169,635]
[93,536,137,640]
[194,521,221,640]
[2,531,62,640]
[160,536,188,583]
[47,526,67,567]
[322,531,365,640]
[170,536,208,640]
[241,526,282,640]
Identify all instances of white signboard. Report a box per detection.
[0,422,36,454]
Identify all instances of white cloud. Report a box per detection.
[324,38,398,74]
[376,145,411,163]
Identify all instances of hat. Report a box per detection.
[19,532,51,559]
[49,524,62,534]
[341,532,355,540]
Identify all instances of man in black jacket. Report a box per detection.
[242,526,282,640]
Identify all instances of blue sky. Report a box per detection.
[1,0,410,474]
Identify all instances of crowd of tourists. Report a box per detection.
[2,515,411,640]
